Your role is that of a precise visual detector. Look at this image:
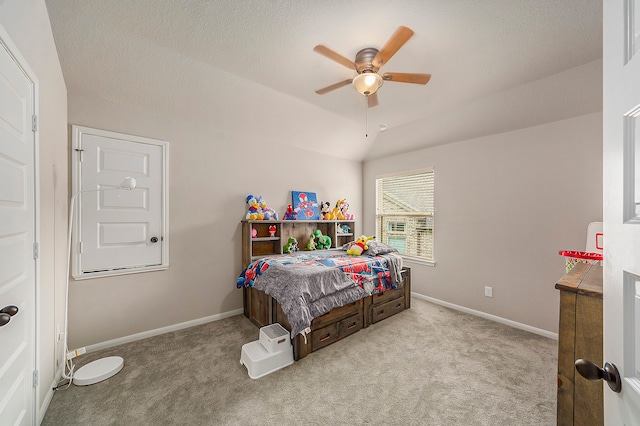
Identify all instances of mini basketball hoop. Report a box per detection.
[559,222,603,272]
[559,250,603,272]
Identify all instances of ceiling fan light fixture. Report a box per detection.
[352,72,383,96]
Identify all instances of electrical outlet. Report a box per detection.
[484,286,493,298]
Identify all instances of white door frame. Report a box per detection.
[0,24,40,425]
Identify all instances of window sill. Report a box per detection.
[402,256,435,267]
[73,264,168,280]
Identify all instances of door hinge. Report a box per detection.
[33,242,39,259]
[33,370,39,387]
[78,241,83,254]
[32,115,38,132]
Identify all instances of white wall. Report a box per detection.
[0,0,68,419]
[364,113,603,333]
[65,93,362,348]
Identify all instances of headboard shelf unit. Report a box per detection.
[241,220,356,269]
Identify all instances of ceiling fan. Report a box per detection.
[313,26,431,108]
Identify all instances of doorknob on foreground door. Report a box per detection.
[1,305,18,316]
[0,305,18,327]
[575,358,622,393]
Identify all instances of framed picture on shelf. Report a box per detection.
[291,190,319,220]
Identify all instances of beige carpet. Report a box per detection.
[42,298,557,425]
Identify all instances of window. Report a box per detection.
[376,168,434,262]
[388,222,406,232]
[387,236,407,253]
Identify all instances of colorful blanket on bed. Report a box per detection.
[236,250,403,337]
[237,250,401,293]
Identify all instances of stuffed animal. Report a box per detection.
[320,201,334,220]
[268,225,276,237]
[257,195,278,220]
[245,195,264,220]
[313,229,332,250]
[336,199,354,220]
[306,233,318,251]
[329,204,340,220]
[282,204,298,220]
[334,199,346,220]
[347,235,374,256]
[337,224,351,234]
[283,237,298,254]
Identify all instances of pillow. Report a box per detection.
[364,241,398,256]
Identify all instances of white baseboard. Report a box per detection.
[38,378,58,425]
[412,293,558,340]
[85,308,244,353]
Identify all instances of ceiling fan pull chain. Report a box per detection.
[365,96,369,137]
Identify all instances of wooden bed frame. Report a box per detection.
[242,267,411,360]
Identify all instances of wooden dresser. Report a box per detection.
[555,262,603,426]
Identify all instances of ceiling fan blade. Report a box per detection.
[382,72,432,85]
[315,79,353,95]
[313,45,356,70]
[373,26,414,68]
[367,92,379,108]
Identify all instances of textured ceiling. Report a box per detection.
[45,0,603,161]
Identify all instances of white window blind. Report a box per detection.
[376,168,434,261]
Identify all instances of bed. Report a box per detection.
[237,245,411,360]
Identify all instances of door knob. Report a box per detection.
[575,358,622,393]
[1,305,18,316]
[150,236,159,243]
[0,305,18,327]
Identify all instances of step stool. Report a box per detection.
[240,323,293,379]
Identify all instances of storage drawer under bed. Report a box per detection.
[312,311,363,351]
[372,286,404,305]
[372,297,405,323]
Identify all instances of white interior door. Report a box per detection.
[72,126,168,279]
[0,38,35,425]
[603,1,640,423]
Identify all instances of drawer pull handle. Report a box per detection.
[347,322,356,329]
[320,334,331,342]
